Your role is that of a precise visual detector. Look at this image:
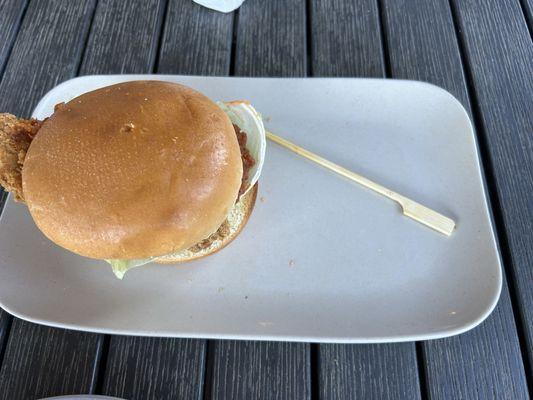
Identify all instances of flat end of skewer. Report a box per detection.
[402,202,456,236]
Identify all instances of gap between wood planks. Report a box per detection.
[376,0,392,77]
[202,340,215,400]
[517,0,533,39]
[91,334,110,393]
[415,343,429,400]
[229,8,239,76]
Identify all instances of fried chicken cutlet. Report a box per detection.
[0,113,42,202]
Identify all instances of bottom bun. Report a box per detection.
[154,184,258,264]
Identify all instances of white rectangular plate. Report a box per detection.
[0,75,502,343]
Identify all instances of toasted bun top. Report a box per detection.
[22,81,243,259]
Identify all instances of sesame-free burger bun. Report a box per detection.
[22,81,243,259]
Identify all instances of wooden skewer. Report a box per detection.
[266,131,455,236]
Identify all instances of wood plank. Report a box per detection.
[0,324,101,400]
[319,344,420,400]
[79,0,167,75]
[77,1,208,398]
[157,0,233,75]
[0,0,28,75]
[210,341,310,400]
[451,0,533,376]
[203,1,310,399]
[310,0,384,77]
[0,1,100,398]
[235,0,306,76]
[101,337,205,400]
[382,0,530,398]
[311,1,422,399]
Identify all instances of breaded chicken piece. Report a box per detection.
[0,113,42,202]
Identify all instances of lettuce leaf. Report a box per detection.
[105,258,153,279]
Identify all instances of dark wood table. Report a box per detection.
[0,0,531,399]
